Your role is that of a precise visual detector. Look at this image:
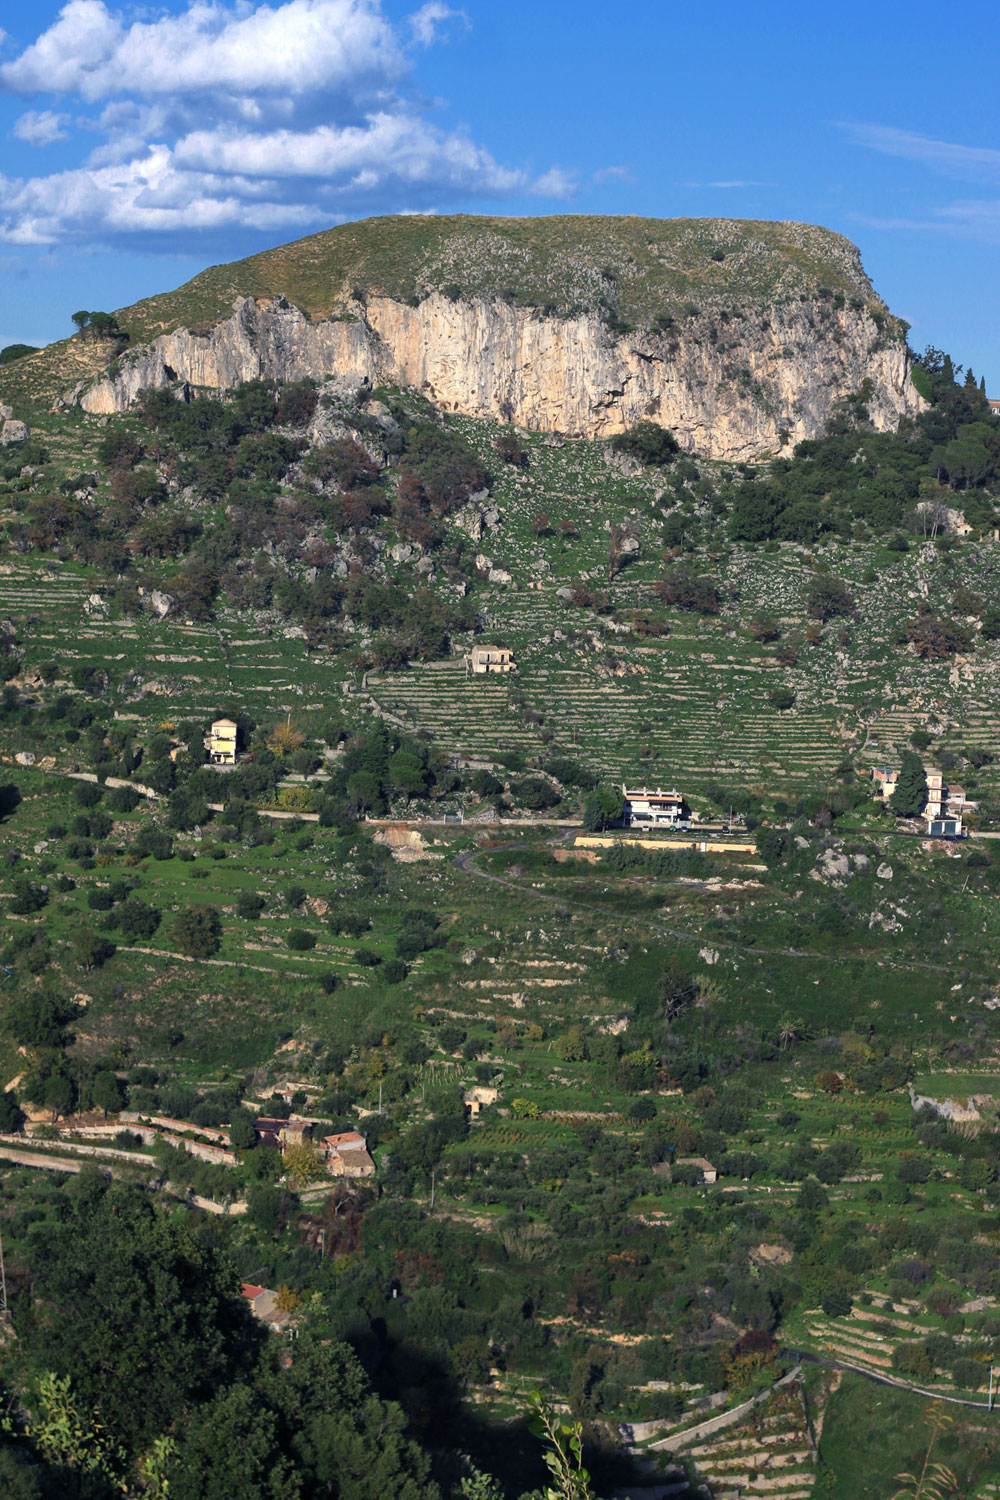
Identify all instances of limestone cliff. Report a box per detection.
[76,289,920,462]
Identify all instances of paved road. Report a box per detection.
[785,1347,994,1412]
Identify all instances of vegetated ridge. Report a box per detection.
[3,214,922,459]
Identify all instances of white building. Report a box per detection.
[622,785,686,828]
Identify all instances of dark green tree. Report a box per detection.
[24,1179,260,1454]
[890,752,928,818]
[92,1070,124,1120]
[171,905,222,958]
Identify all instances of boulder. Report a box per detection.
[488,567,512,585]
[0,418,30,446]
[149,590,175,619]
[876,862,893,881]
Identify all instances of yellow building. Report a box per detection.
[206,717,238,766]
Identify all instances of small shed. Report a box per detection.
[676,1156,717,1185]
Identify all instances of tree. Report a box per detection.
[115,898,161,942]
[71,310,90,336]
[24,1180,260,1457]
[72,930,115,971]
[44,1071,75,1123]
[891,752,928,818]
[582,785,623,832]
[283,1141,324,1190]
[388,749,427,806]
[172,905,222,959]
[658,958,697,1022]
[905,614,972,660]
[0,1087,23,1132]
[9,876,47,915]
[0,342,40,365]
[229,1109,257,1152]
[657,565,720,614]
[266,720,304,757]
[804,575,855,621]
[92,1070,124,1120]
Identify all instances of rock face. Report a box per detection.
[76,290,921,462]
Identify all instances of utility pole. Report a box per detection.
[430,1168,436,1212]
[0,1227,8,1320]
[378,1079,383,1116]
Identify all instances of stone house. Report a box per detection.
[254,1117,313,1149]
[469,644,514,674]
[463,1086,499,1116]
[323,1130,376,1177]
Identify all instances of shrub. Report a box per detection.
[286,929,317,951]
[114,900,161,942]
[73,780,104,807]
[236,892,266,920]
[821,1288,851,1318]
[610,422,678,467]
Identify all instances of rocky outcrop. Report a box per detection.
[76,290,921,462]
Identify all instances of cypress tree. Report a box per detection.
[890,751,928,818]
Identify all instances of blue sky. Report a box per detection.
[1,0,999,387]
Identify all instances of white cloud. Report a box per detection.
[13,110,70,145]
[527,167,577,201]
[592,165,634,186]
[0,0,575,245]
[409,3,468,47]
[175,113,527,196]
[1,0,404,102]
[0,148,325,245]
[682,179,775,189]
[841,123,1000,180]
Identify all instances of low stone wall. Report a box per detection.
[648,1368,801,1452]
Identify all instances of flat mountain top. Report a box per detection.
[0,214,888,413]
[113,213,887,343]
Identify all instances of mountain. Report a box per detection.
[6,214,921,460]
